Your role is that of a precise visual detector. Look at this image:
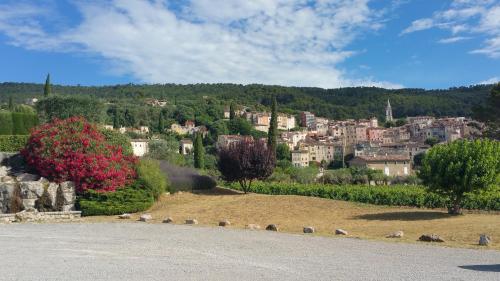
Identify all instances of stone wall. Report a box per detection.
[0,159,76,214]
[0,209,82,223]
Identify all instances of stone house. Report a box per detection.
[130,139,149,157]
[349,155,411,176]
[180,139,193,155]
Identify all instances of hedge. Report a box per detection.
[228,182,500,211]
[0,111,38,135]
[78,158,169,216]
[0,135,29,152]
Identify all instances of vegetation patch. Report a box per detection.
[0,135,29,152]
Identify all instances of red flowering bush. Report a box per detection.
[22,117,137,193]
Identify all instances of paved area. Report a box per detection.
[0,223,499,281]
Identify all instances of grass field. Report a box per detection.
[84,188,500,250]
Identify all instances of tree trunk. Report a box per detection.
[448,196,463,215]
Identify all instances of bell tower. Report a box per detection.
[385,99,393,122]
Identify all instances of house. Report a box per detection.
[291,150,310,167]
[180,139,193,155]
[300,111,315,128]
[277,114,296,130]
[254,124,270,132]
[130,139,149,157]
[217,135,253,148]
[24,98,39,106]
[349,154,411,176]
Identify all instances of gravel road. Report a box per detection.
[0,223,499,281]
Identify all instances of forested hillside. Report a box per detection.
[0,82,492,120]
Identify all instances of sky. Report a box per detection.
[0,0,499,89]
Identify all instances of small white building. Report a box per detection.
[103,125,114,130]
[130,139,149,157]
[180,139,193,155]
[292,150,310,167]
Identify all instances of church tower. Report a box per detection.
[385,99,393,122]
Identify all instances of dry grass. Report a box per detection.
[84,188,500,250]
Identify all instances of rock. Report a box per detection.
[386,231,404,238]
[246,224,261,230]
[118,213,131,219]
[46,183,58,209]
[335,229,348,235]
[15,209,40,222]
[1,176,14,183]
[219,220,231,227]
[479,234,491,246]
[162,217,174,223]
[16,173,40,182]
[185,219,198,225]
[22,198,36,210]
[20,181,44,199]
[0,166,9,177]
[419,234,445,243]
[0,217,12,224]
[60,182,76,205]
[266,224,279,231]
[303,226,315,234]
[139,214,152,222]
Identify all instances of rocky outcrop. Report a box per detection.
[419,234,445,243]
[0,164,76,214]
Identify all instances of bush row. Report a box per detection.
[228,182,500,211]
[0,135,29,152]
[0,111,38,135]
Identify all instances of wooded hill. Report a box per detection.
[0,82,493,120]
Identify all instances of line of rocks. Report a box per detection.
[117,213,492,246]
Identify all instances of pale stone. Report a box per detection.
[335,229,348,235]
[479,234,491,246]
[1,176,14,183]
[266,224,279,231]
[303,226,315,234]
[16,173,40,182]
[22,198,36,210]
[0,166,9,177]
[162,217,174,223]
[219,220,231,227]
[419,234,444,243]
[20,182,44,199]
[118,213,131,219]
[386,231,404,238]
[185,219,198,225]
[246,224,261,230]
[60,182,76,204]
[139,214,152,222]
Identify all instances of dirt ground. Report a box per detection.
[84,188,500,250]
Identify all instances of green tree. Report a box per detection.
[267,96,278,154]
[276,143,291,161]
[113,110,119,129]
[44,73,51,97]
[36,96,105,123]
[157,111,164,133]
[8,96,13,110]
[229,102,236,120]
[419,139,500,214]
[424,137,439,147]
[194,132,205,169]
[473,83,500,140]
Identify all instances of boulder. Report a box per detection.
[1,217,12,224]
[479,234,491,246]
[386,231,404,238]
[419,234,445,243]
[266,224,279,231]
[139,214,152,222]
[16,173,40,182]
[185,219,198,225]
[15,208,40,222]
[22,198,36,210]
[303,226,315,234]
[219,220,231,227]
[60,182,76,205]
[19,181,44,199]
[246,224,261,230]
[0,166,9,177]
[46,183,59,209]
[335,229,348,235]
[118,213,131,219]
[1,176,14,183]
[162,217,174,223]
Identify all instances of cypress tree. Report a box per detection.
[267,95,278,154]
[44,73,51,97]
[157,111,164,133]
[229,102,236,120]
[113,110,119,129]
[194,132,205,169]
[8,96,14,110]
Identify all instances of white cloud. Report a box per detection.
[401,0,500,58]
[478,76,500,84]
[0,0,402,89]
[438,36,471,44]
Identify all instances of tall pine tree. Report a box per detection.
[229,102,236,120]
[194,132,205,169]
[267,95,278,154]
[8,96,14,110]
[113,110,119,129]
[44,73,51,97]
[157,111,164,133]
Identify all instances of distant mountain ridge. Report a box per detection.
[0,82,493,120]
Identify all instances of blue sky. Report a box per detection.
[0,0,499,89]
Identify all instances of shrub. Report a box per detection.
[227,181,500,211]
[0,111,37,135]
[0,111,13,135]
[321,169,352,185]
[100,129,133,156]
[22,117,137,193]
[0,135,29,152]
[36,96,106,123]
[291,166,318,184]
[77,182,155,216]
[136,158,168,200]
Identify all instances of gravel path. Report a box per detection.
[0,223,499,281]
